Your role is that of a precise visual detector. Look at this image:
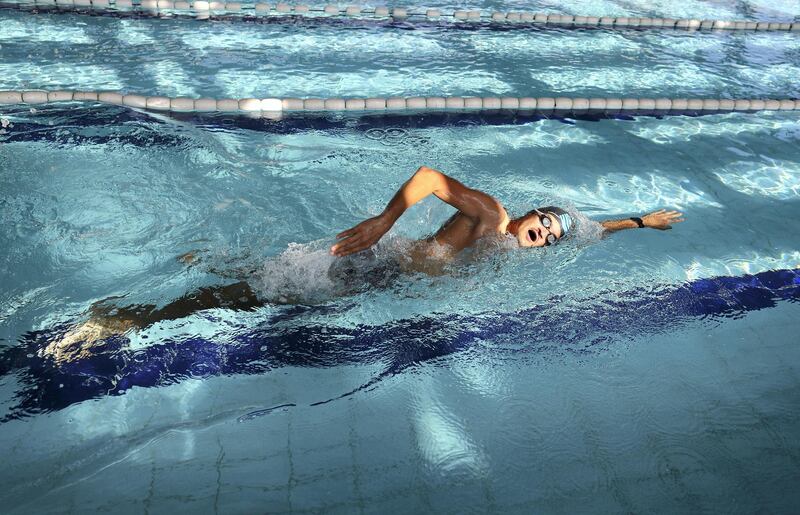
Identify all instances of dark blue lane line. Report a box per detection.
[0,268,797,421]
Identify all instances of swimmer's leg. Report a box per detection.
[176,250,260,281]
[46,282,262,362]
[149,281,263,321]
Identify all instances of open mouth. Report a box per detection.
[528,229,537,243]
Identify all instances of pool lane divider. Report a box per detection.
[1,91,799,117]
[2,0,800,32]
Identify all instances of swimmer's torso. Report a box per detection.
[404,209,511,273]
[432,209,510,252]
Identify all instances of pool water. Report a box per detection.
[1,0,800,513]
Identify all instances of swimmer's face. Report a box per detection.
[515,209,563,248]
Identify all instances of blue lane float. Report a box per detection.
[1,267,798,421]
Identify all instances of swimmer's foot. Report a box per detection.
[43,316,138,363]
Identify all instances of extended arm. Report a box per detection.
[601,209,684,233]
[331,166,504,257]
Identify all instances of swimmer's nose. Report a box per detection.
[539,225,553,239]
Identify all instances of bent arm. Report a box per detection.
[383,166,503,225]
[331,166,504,257]
[601,209,684,234]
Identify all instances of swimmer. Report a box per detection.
[45,166,683,362]
[330,165,684,258]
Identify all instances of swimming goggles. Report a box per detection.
[536,211,558,246]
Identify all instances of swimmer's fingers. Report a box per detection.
[335,227,358,240]
[331,234,369,256]
[664,211,685,226]
[334,216,382,241]
[332,237,361,255]
[332,239,372,257]
[331,227,364,255]
[668,212,685,223]
[642,210,684,230]
[331,215,391,256]
[335,230,381,256]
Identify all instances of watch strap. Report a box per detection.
[630,217,645,228]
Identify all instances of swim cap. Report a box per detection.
[539,206,572,238]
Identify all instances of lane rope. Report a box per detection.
[1,91,798,116]
[1,1,799,32]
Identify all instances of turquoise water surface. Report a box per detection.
[1,0,800,513]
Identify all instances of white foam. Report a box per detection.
[250,241,337,303]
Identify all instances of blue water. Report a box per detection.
[1,1,800,513]
[2,5,800,99]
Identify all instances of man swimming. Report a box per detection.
[331,165,683,258]
[45,166,683,362]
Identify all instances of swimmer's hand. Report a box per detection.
[642,209,685,230]
[331,214,392,257]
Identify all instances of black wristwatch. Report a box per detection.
[630,217,645,228]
